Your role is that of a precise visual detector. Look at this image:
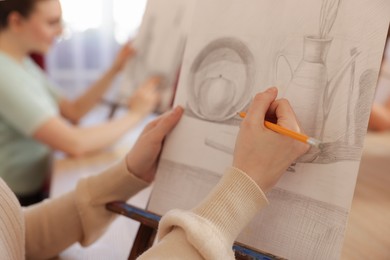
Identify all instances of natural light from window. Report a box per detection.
[59,0,148,43]
[60,0,104,32]
[113,0,148,43]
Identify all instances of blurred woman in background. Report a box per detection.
[0,0,160,205]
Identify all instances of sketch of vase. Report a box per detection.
[276,35,360,163]
[277,36,333,139]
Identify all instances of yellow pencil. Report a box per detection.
[237,112,322,148]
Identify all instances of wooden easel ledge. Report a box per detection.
[106,201,285,260]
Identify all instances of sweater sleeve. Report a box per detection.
[24,159,149,259]
[139,167,269,260]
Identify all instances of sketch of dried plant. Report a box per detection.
[319,0,342,38]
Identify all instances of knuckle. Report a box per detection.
[278,98,290,106]
[254,93,264,102]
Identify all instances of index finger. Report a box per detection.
[268,98,302,133]
[244,87,278,127]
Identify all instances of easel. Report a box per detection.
[106,201,283,260]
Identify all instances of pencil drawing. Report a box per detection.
[186,37,255,123]
[147,0,389,259]
[275,0,365,164]
[276,38,361,163]
[345,48,358,144]
[149,160,347,259]
[148,159,220,213]
[354,69,380,145]
[184,37,255,156]
[239,187,348,260]
[319,0,342,38]
[308,69,380,164]
[292,67,379,165]
[204,130,236,154]
[320,49,360,141]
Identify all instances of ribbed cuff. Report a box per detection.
[192,166,269,245]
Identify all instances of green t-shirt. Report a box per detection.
[0,52,61,195]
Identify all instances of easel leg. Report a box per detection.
[128,223,157,260]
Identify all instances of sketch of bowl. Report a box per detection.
[187,37,255,122]
[198,75,236,120]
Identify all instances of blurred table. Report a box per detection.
[341,131,390,260]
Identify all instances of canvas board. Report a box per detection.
[118,0,196,112]
[147,0,390,259]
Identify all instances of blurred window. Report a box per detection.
[46,0,147,99]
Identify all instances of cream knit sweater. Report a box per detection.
[0,159,268,259]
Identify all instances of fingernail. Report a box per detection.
[266,87,278,93]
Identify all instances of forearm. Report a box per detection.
[140,167,268,259]
[70,112,145,156]
[65,68,119,122]
[24,159,148,259]
[65,111,145,156]
[24,193,81,260]
[33,112,148,157]
[75,159,148,245]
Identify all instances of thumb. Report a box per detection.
[153,106,184,140]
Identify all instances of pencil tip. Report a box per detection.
[307,138,323,150]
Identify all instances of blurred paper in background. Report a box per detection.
[118,0,197,112]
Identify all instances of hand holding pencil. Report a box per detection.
[237,112,322,149]
[232,87,310,192]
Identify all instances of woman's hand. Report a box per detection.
[126,106,184,182]
[127,76,161,116]
[233,87,309,192]
[110,43,136,74]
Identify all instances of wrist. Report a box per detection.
[125,155,154,184]
[231,163,270,192]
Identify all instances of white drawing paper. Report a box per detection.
[147,0,390,259]
[118,0,196,112]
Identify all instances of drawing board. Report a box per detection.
[147,0,390,259]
